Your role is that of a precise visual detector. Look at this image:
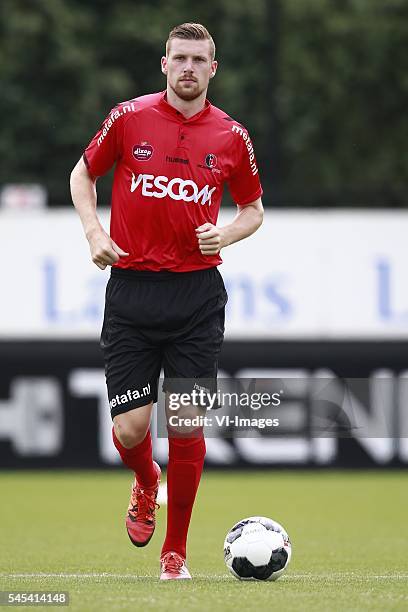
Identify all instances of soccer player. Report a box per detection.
[70,22,263,580]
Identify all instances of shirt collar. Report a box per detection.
[158,90,211,123]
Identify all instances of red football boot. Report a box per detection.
[160,551,192,581]
[126,461,161,547]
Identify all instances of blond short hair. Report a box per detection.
[166,23,216,60]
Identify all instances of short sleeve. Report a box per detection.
[83,105,125,177]
[227,125,263,206]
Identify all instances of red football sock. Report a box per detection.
[161,432,206,560]
[112,427,157,489]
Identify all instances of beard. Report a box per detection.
[170,79,207,101]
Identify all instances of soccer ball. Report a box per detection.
[224,516,292,581]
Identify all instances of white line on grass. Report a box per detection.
[1,573,407,580]
[156,482,167,505]
[1,574,153,580]
[284,574,408,580]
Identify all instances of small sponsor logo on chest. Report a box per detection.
[197,152,221,174]
[205,153,217,168]
[133,143,154,161]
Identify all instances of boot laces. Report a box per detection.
[161,552,184,572]
[129,485,159,523]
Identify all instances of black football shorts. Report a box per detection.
[100,266,228,418]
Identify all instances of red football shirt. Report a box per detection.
[84,91,263,272]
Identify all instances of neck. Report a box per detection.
[166,85,207,119]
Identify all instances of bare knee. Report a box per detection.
[114,417,149,448]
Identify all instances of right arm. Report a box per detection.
[70,157,128,270]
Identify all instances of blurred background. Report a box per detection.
[1,0,408,470]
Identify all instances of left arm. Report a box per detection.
[196,197,264,255]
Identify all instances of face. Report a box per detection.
[162,38,217,102]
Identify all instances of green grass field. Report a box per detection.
[0,470,407,611]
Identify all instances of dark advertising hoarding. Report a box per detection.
[0,341,407,468]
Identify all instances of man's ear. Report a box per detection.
[161,56,168,75]
[210,60,218,79]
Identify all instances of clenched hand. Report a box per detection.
[87,227,129,269]
[196,223,226,256]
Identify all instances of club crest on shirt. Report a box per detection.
[205,153,217,169]
[133,142,154,161]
